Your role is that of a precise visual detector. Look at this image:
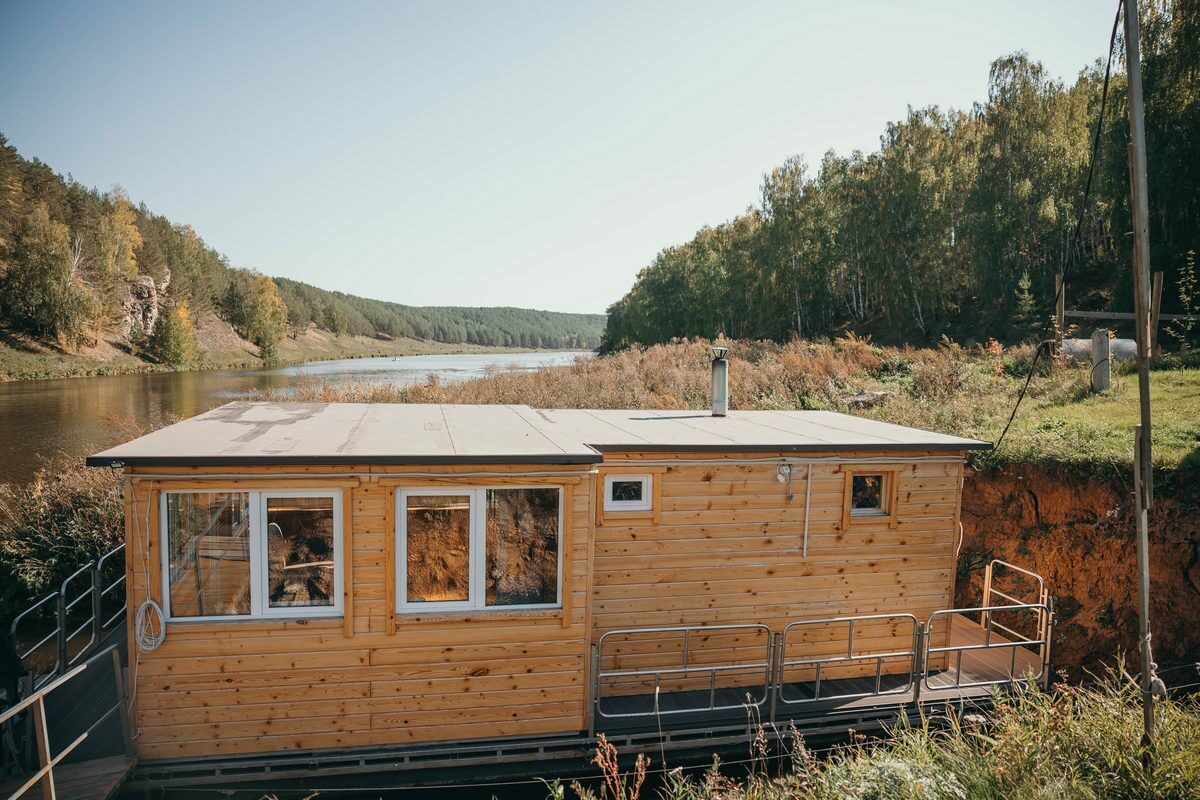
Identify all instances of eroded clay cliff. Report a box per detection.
[957,465,1200,681]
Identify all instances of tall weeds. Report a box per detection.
[0,459,122,619]
[558,675,1200,800]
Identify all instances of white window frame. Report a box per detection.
[160,489,344,622]
[848,473,888,518]
[397,486,563,614]
[603,474,652,512]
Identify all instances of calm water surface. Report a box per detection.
[0,350,587,484]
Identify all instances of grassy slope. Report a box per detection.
[990,366,1200,473]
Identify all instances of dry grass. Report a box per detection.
[252,336,1200,474]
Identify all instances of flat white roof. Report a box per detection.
[86,401,991,467]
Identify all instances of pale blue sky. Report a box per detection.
[1,1,1116,314]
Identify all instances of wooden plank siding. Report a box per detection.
[589,452,964,694]
[123,464,595,760]
[121,449,965,761]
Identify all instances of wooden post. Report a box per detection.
[1123,0,1158,766]
[111,646,136,758]
[1091,329,1111,392]
[1150,271,1163,360]
[31,695,55,800]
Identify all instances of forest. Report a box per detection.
[602,0,1199,351]
[0,139,606,368]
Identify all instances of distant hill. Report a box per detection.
[0,134,604,376]
[274,278,605,350]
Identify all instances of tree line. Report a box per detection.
[0,140,606,367]
[274,278,604,350]
[602,0,1199,351]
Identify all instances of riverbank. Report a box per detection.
[0,319,548,382]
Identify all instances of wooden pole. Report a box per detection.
[1123,0,1158,767]
[31,695,55,800]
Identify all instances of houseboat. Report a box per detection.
[41,356,1053,793]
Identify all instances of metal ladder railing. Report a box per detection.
[8,544,126,693]
[980,559,1053,681]
[922,602,1051,690]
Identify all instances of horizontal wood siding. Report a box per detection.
[124,464,593,760]
[590,452,963,693]
[122,449,965,760]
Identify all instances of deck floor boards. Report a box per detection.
[0,755,135,800]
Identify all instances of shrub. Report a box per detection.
[147,300,197,367]
[0,460,123,621]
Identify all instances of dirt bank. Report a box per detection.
[958,465,1200,681]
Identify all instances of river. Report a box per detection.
[0,350,587,485]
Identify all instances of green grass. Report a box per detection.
[870,362,1200,475]
[999,368,1200,473]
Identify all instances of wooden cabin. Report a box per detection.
[86,391,1054,786]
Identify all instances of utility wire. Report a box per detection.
[994,0,1123,451]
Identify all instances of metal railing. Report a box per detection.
[0,644,133,800]
[590,563,1057,726]
[8,544,126,692]
[922,603,1050,691]
[775,613,921,706]
[592,624,774,724]
[981,559,1052,678]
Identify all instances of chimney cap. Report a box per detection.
[710,346,729,360]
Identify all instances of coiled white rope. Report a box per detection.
[134,598,165,653]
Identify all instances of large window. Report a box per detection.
[161,490,343,621]
[398,487,561,613]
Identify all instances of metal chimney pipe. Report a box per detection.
[711,347,728,417]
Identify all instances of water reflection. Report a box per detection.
[0,351,586,484]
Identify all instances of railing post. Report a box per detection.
[912,624,924,706]
[91,566,103,651]
[980,563,993,631]
[31,695,55,800]
[111,647,135,758]
[767,633,779,725]
[54,593,66,681]
[21,672,34,766]
[1042,598,1056,690]
[587,643,598,738]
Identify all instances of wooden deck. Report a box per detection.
[0,755,135,800]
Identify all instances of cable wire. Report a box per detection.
[994,0,1123,452]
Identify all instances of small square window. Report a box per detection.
[850,474,886,516]
[604,475,652,512]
